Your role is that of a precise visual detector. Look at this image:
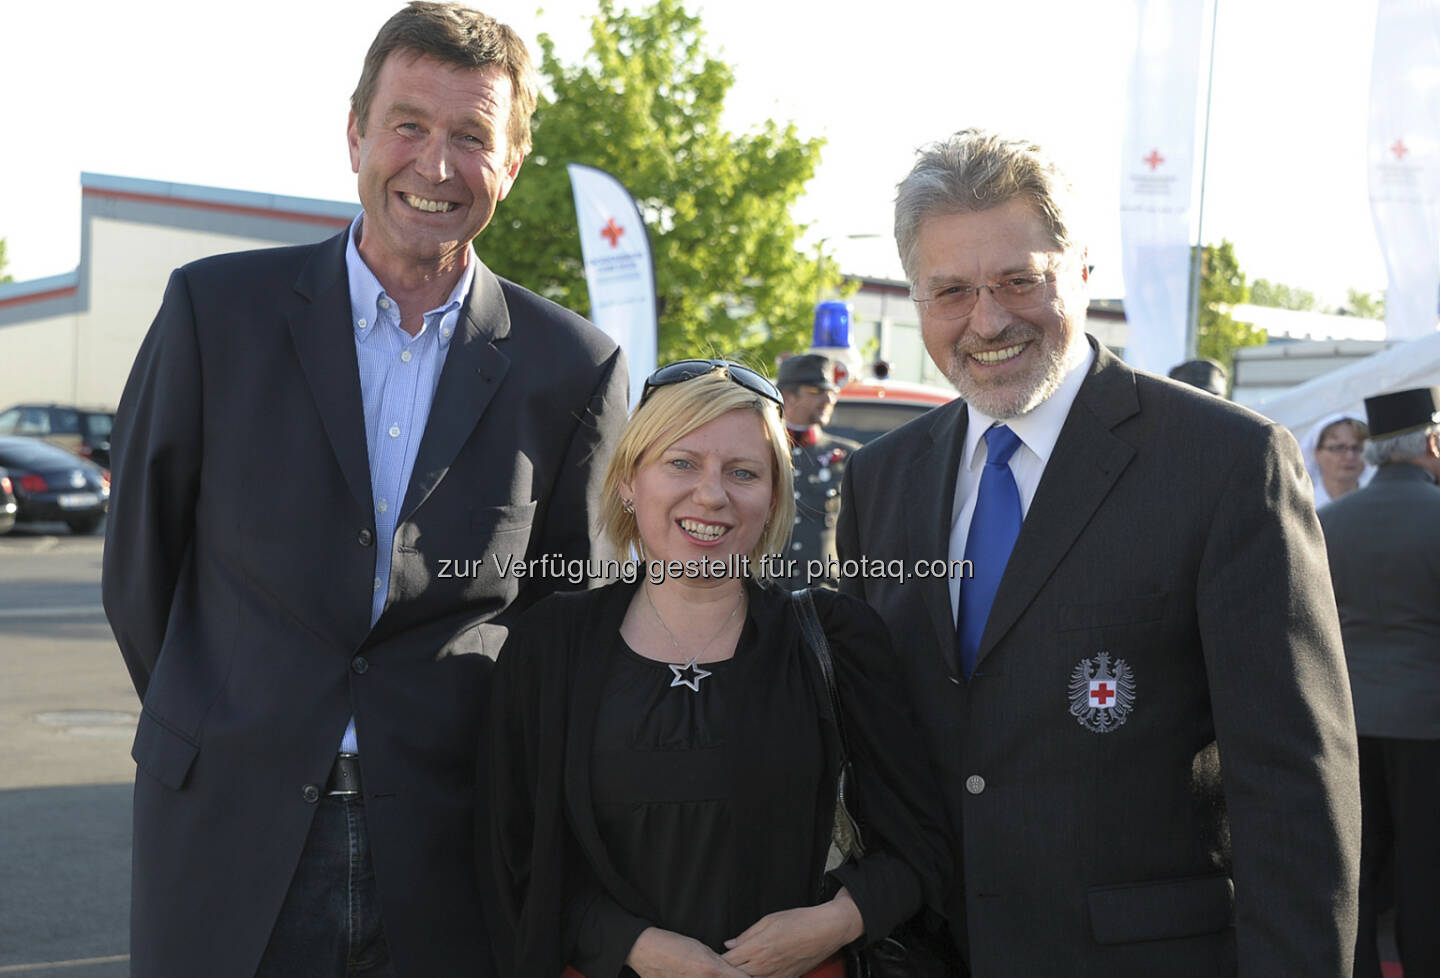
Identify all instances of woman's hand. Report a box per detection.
[627,926,753,978]
[720,888,865,978]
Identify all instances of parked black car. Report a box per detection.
[0,436,109,534]
[0,467,16,535]
[0,403,115,470]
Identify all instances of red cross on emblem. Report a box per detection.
[1392,138,1410,161]
[1090,682,1115,707]
[1143,149,1165,171]
[600,218,625,247]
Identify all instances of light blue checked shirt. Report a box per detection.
[339,215,475,754]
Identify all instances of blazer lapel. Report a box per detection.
[976,343,1139,667]
[399,261,512,520]
[906,400,970,676]
[288,231,373,514]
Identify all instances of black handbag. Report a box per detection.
[790,589,965,978]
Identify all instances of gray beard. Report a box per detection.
[944,337,1070,420]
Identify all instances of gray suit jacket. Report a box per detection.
[102,229,628,978]
[837,339,1360,977]
[1319,462,1440,739]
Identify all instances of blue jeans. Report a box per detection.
[254,795,396,978]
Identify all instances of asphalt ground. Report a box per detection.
[0,521,132,977]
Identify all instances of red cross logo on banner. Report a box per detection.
[1090,681,1114,707]
[1391,139,1410,161]
[1143,149,1165,171]
[600,218,625,247]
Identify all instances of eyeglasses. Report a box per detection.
[911,272,1058,320]
[1318,443,1363,456]
[641,359,783,407]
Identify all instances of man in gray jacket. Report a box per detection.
[1320,386,1440,978]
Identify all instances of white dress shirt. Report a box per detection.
[947,344,1096,620]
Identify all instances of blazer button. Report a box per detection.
[302,784,320,803]
[351,656,369,675]
[965,775,986,795]
[358,529,374,547]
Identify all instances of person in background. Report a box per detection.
[1304,413,1374,507]
[101,4,627,976]
[1166,357,1227,397]
[491,361,949,978]
[775,353,859,588]
[837,128,1360,976]
[1318,387,1440,978]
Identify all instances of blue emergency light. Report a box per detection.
[812,300,852,349]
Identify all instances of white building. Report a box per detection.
[0,173,358,409]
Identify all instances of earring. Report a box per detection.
[622,498,635,514]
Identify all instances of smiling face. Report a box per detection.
[623,409,776,570]
[347,50,522,285]
[912,198,1088,418]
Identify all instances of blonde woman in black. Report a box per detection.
[490,361,949,978]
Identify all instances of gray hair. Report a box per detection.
[894,129,1080,282]
[1363,424,1440,466]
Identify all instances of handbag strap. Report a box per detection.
[792,588,867,864]
[791,587,855,763]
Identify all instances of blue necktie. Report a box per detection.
[957,425,1023,680]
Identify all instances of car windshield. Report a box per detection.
[84,414,113,438]
[827,402,941,445]
[0,438,89,470]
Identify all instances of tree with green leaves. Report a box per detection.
[1249,277,1317,312]
[1344,287,1385,320]
[475,0,833,364]
[1194,240,1265,374]
[0,238,13,284]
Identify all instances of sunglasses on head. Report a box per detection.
[640,359,783,407]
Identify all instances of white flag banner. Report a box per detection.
[1119,0,1206,375]
[1368,0,1440,340]
[568,163,658,403]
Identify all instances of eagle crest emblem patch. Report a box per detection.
[1068,651,1136,733]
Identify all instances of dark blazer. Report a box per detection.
[1319,462,1440,739]
[102,228,628,978]
[836,339,1360,977]
[490,580,951,978]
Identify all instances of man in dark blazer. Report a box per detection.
[101,5,627,977]
[836,130,1359,976]
[1319,387,1440,978]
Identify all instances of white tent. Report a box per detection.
[1254,330,1440,437]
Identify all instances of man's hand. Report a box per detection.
[626,926,753,978]
[721,889,864,978]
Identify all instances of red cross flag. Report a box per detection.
[568,164,658,402]
[1368,0,1440,339]
[1119,0,1206,376]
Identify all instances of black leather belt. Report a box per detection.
[325,753,362,796]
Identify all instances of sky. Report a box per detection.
[0,0,1387,307]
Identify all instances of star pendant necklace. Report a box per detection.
[643,583,746,693]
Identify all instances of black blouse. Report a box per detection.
[490,580,951,978]
[582,630,825,966]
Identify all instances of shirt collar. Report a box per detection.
[345,213,476,346]
[964,340,1095,468]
